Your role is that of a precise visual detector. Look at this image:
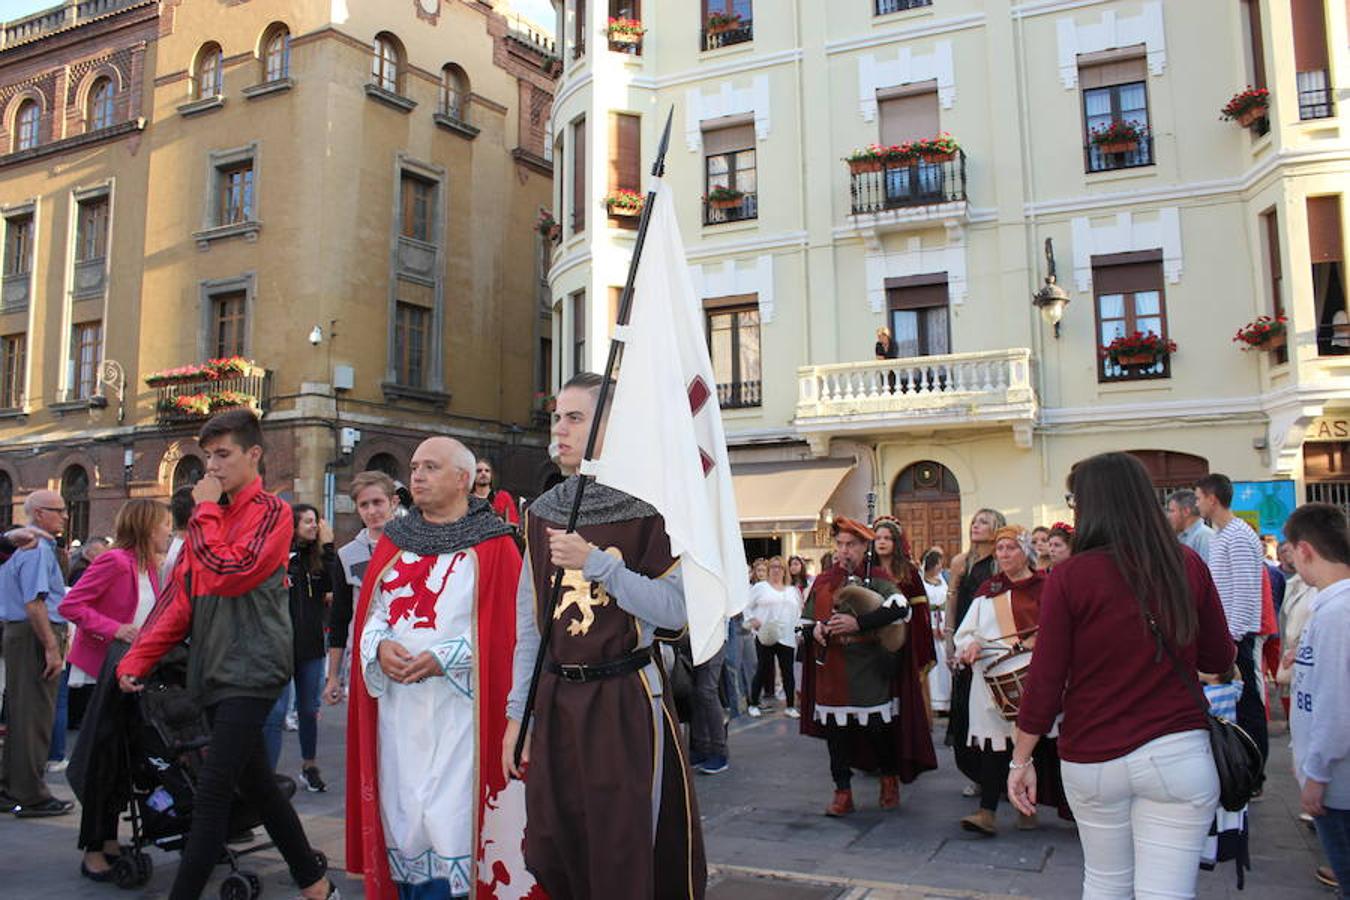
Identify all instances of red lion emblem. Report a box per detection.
[386,552,466,629]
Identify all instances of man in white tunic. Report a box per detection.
[345,438,540,900]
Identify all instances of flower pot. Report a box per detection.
[1116,352,1157,366]
[848,159,883,174]
[608,31,642,45]
[607,203,641,218]
[708,21,739,35]
[709,196,743,210]
[920,150,956,164]
[1096,140,1139,155]
[1237,105,1268,127]
[1263,332,1287,350]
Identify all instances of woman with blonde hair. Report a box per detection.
[744,557,803,718]
[59,498,171,881]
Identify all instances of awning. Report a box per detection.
[732,459,856,534]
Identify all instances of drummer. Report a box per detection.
[953,525,1066,836]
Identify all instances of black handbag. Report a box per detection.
[1146,614,1265,812]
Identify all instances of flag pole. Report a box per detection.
[514,109,676,768]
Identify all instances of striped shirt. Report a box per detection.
[1207,519,1265,639]
[1203,680,1242,722]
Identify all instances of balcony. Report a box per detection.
[150,363,271,427]
[876,0,932,13]
[702,19,752,51]
[794,349,1037,454]
[718,380,761,410]
[849,152,967,217]
[704,192,758,226]
[1085,135,1154,173]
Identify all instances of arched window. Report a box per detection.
[367,452,403,483]
[88,78,115,131]
[195,42,223,100]
[372,33,403,93]
[14,100,39,151]
[440,64,469,122]
[172,455,205,491]
[61,466,91,546]
[0,470,12,530]
[262,24,290,82]
[1125,450,1209,505]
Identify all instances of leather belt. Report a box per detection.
[547,647,652,684]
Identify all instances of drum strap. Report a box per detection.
[992,591,1017,647]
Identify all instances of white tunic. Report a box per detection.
[924,575,951,711]
[360,549,479,893]
[953,590,1057,750]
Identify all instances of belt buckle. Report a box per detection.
[558,663,587,683]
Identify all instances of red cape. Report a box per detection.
[798,565,937,783]
[344,533,543,900]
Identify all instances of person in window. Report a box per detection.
[874,326,898,360]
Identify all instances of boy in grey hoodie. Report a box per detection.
[1286,502,1350,896]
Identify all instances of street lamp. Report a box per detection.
[1032,237,1071,339]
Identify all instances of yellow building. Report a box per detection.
[547,0,1350,560]
[0,0,559,541]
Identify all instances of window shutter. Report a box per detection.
[702,122,755,156]
[1092,257,1164,294]
[885,275,948,311]
[1077,54,1147,89]
[572,118,586,230]
[610,113,641,193]
[1308,196,1345,263]
[877,88,939,145]
[1292,0,1330,70]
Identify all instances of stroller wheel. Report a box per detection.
[243,871,262,899]
[111,856,139,890]
[219,872,251,900]
[133,851,153,887]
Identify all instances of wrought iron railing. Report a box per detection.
[153,369,270,426]
[876,0,932,13]
[702,20,753,51]
[1298,70,1334,120]
[718,380,761,409]
[1316,322,1350,356]
[1085,135,1154,173]
[704,192,758,226]
[849,150,967,215]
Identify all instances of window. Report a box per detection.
[609,112,641,229]
[4,214,33,277]
[400,173,434,242]
[0,333,24,408]
[368,452,403,482]
[876,0,931,13]
[172,455,204,490]
[61,466,90,546]
[539,337,553,395]
[263,24,290,82]
[372,33,403,93]
[571,290,586,375]
[571,117,587,233]
[703,122,757,225]
[1080,56,1152,172]
[1092,254,1170,382]
[13,100,39,151]
[609,1,642,55]
[211,291,247,358]
[88,78,114,131]
[868,87,956,209]
[705,300,761,408]
[440,64,468,122]
[1293,0,1333,119]
[0,471,11,530]
[1127,450,1209,505]
[1262,209,1287,363]
[76,196,109,262]
[218,161,255,226]
[195,43,223,99]
[1241,0,1267,90]
[70,321,102,401]
[1309,195,1349,357]
[702,0,753,50]
[886,276,950,358]
[394,302,429,387]
[572,0,586,59]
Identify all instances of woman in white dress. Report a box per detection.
[922,549,951,714]
[744,556,802,718]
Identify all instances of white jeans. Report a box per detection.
[1061,729,1219,900]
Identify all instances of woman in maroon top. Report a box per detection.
[1008,452,1235,899]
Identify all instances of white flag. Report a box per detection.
[594,179,748,665]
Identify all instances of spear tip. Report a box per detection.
[653,107,674,177]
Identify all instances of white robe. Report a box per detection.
[360,549,478,892]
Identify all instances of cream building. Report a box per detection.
[546,0,1350,560]
[0,0,559,541]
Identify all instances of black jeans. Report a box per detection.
[169,696,325,900]
[1233,634,1269,772]
[750,643,795,707]
[825,717,897,790]
[976,744,1013,812]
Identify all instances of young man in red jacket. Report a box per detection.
[117,410,336,900]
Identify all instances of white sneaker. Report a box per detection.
[961,783,980,797]
[785,707,800,719]
[285,712,299,732]
[46,759,69,774]
[747,706,762,718]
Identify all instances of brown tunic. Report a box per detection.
[522,508,706,900]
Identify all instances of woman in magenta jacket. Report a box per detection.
[57,498,171,881]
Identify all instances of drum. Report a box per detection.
[983,650,1033,722]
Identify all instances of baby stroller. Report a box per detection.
[74,645,320,899]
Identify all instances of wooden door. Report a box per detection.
[892,461,962,561]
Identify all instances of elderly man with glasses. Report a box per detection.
[0,489,75,817]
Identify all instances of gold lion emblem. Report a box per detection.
[554,546,624,637]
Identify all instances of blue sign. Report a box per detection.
[1231,480,1298,542]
